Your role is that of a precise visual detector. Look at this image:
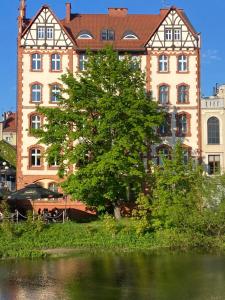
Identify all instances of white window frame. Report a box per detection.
[174,29,181,41]
[159,85,169,105]
[51,54,61,71]
[159,55,168,72]
[165,28,173,41]
[50,85,60,103]
[123,33,138,40]
[79,54,88,71]
[31,84,42,103]
[31,149,41,167]
[31,115,41,129]
[77,33,92,39]
[37,27,45,39]
[178,55,188,72]
[46,27,54,40]
[179,115,187,134]
[32,54,41,71]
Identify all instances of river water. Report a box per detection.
[0,253,225,300]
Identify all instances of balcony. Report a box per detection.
[201,98,225,109]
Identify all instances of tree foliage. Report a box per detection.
[35,46,163,211]
[135,142,225,243]
[151,142,204,229]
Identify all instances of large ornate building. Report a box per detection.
[17,1,201,190]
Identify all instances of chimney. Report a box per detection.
[65,2,71,23]
[108,8,128,17]
[18,0,26,34]
[19,0,26,19]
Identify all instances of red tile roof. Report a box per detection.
[22,6,198,51]
[62,13,165,51]
[3,113,17,133]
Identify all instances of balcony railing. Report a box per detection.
[201,98,225,109]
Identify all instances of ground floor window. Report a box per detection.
[208,155,220,175]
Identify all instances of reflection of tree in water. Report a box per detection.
[66,254,155,300]
[66,254,225,300]
[1,255,225,300]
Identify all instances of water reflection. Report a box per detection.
[0,253,225,299]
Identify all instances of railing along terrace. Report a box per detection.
[201,98,225,109]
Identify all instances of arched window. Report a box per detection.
[101,29,115,40]
[123,31,138,39]
[177,84,189,103]
[31,53,42,71]
[177,114,187,134]
[178,55,188,72]
[30,148,41,167]
[31,84,42,102]
[159,85,169,105]
[182,145,192,164]
[51,54,61,71]
[158,55,168,72]
[176,113,191,136]
[48,182,58,192]
[159,113,172,136]
[50,84,61,103]
[77,31,93,39]
[30,115,41,129]
[207,117,220,144]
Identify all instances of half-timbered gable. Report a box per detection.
[21,6,74,49]
[146,8,200,49]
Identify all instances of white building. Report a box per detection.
[201,84,225,174]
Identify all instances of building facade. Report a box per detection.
[201,84,225,174]
[17,1,201,190]
[0,112,17,147]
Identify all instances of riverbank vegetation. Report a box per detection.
[0,203,225,259]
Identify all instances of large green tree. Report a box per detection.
[150,142,205,229]
[35,47,163,215]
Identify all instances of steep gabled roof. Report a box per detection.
[21,6,199,51]
[144,6,199,47]
[21,5,76,47]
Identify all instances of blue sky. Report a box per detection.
[0,0,224,114]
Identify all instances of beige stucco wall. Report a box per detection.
[21,51,71,176]
[21,47,200,178]
[150,51,199,155]
[201,100,225,173]
[2,132,16,146]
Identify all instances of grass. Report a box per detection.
[0,217,224,259]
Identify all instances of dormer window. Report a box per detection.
[77,31,93,39]
[123,31,138,40]
[101,29,115,41]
